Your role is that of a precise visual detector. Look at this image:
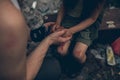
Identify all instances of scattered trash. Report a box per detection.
[90,44,106,60]
[115,55,120,68]
[118,72,120,75]
[106,45,116,66]
[115,56,120,64]
[109,6,116,9]
[32,1,37,9]
[106,21,116,28]
[90,49,105,60]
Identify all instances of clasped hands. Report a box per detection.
[44,22,73,45]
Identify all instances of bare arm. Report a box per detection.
[56,4,64,25]
[0,0,29,79]
[52,4,64,31]
[27,30,71,80]
[69,1,105,34]
[26,38,50,80]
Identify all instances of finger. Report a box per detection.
[56,28,63,32]
[58,38,71,43]
[63,33,72,38]
[56,26,64,31]
[49,22,55,25]
[55,25,60,29]
[44,22,55,27]
[53,30,65,36]
[51,25,57,32]
[58,36,71,42]
[44,22,50,27]
[47,22,55,27]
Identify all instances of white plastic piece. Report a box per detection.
[53,10,58,13]
[109,6,116,9]
[106,45,116,66]
[106,21,116,28]
[32,1,37,9]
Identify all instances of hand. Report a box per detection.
[63,29,73,38]
[55,26,64,32]
[44,22,63,33]
[43,22,55,27]
[51,23,61,32]
[47,30,72,45]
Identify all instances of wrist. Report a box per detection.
[56,21,61,25]
[69,28,76,34]
[44,36,54,45]
[43,37,53,46]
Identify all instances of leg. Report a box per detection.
[73,42,88,63]
[73,23,99,63]
[57,40,71,56]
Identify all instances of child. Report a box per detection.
[52,0,106,63]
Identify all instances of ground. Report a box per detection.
[18,0,120,80]
[58,43,120,80]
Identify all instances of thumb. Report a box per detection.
[58,36,71,42]
[54,30,65,36]
[44,22,55,27]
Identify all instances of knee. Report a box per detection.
[73,50,86,63]
[57,47,68,56]
[73,50,83,59]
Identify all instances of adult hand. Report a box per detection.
[44,22,64,33]
[63,29,73,38]
[44,22,55,27]
[47,30,72,45]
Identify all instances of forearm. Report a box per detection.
[26,30,71,80]
[69,1,105,34]
[69,17,96,34]
[56,5,64,25]
[27,38,51,80]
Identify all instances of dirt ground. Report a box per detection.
[19,0,120,80]
[58,43,120,80]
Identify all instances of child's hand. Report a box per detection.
[55,26,64,32]
[51,23,61,32]
[47,30,72,45]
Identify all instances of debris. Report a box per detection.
[106,21,116,28]
[106,45,116,66]
[90,49,105,60]
[32,1,37,9]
